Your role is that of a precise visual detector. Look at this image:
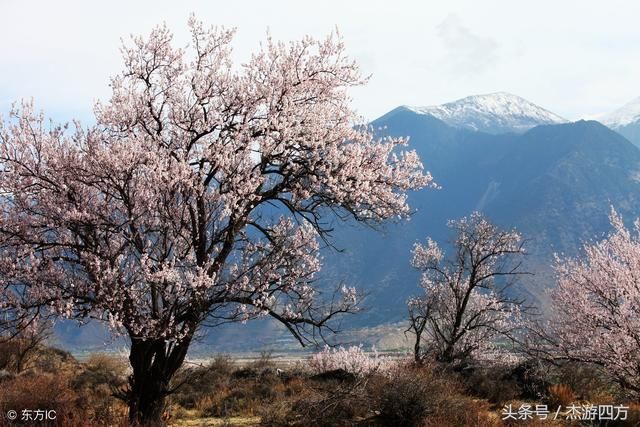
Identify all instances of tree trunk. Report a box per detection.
[413,327,424,365]
[440,343,456,365]
[127,336,192,426]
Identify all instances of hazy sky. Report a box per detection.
[2,0,640,123]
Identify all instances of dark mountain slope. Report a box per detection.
[323,112,640,326]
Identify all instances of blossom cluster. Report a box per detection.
[308,345,395,377]
[0,19,431,344]
[550,208,640,393]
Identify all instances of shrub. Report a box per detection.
[249,350,276,371]
[287,385,365,427]
[171,355,234,409]
[72,353,128,423]
[375,367,433,425]
[0,373,126,427]
[553,361,622,402]
[547,383,576,407]
[32,346,78,374]
[507,359,551,400]
[464,365,521,405]
[259,400,294,427]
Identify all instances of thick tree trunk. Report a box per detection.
[127,336,192,426]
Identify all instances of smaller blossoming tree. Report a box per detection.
[309,345,394,377]
[407,212,528,366]
[549,208,640,395]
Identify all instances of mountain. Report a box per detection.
[599,97,640,148]
[405,92,567,134]
[320,107,640,327]
[55,97,640,353]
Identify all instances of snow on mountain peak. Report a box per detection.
[599,97,640,128]
[405,92,567,134]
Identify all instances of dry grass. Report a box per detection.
[169,415,260,426]
[547,383,576,408]
[1,344,639,427]
[0,348,129,427]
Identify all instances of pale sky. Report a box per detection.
[2,0,640,123]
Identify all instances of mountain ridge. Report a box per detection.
[404,92,567,134]
[598,97,640,148]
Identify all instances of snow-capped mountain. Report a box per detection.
[600,97,640,128]
[405,92,567,134]
[598,97,640,148]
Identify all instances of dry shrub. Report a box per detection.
[170,355,311,422]
[248,350,276,371]
[374,363,502,427]
[553,361,622,402]
[266,368,372,427]
[547,383,576,407]
[72,353,129,424]
[507,360,551,400]
[204,386,258,417]
[275,362,501,427]
[464,365,522,406]
[0,339,26,372]
[0,341,77,376]
[0,322,52,374]
[203,370,285,417]
[373,367,433,425]
[0,373,85,427]
[622,403,640,426]
[0,346,129,427]
[31,346,79,374]
[422,399,501,427]
[171,355,234,409]
[259,400,294,427]
[286,386,365,427]
[0,373,74,411]
[280,376,306,397]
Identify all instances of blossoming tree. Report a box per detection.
[407,213,527,366]
[0,19,432,424]
[549,209,640,395]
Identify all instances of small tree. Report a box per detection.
[0,320,52,374]
[0,19,432,425]
[407,212,527,366]
[549,208,640,395]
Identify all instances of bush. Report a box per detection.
[31,346,79,374]
[506,359,551,400]
[0,373,128,427]
[464,365,521,405]
[547,384,576,407]
[169,354,313,421]
[372,363,496,426]
[171,355,234,409]
[375,367,433,426]
[289,361,499,427]
[72,353,128,423]
[553,361,622,402]
[0,374,75,424]
[287,385,365,427]
[0,345,129,426]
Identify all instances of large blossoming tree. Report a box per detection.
[407,213,527,366]
[549,209,640,395]
[0,19,432,425]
